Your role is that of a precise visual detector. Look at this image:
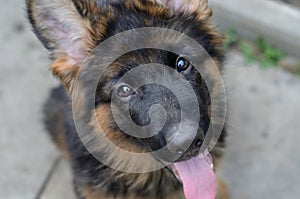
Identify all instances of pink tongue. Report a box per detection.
[174,154,216,199]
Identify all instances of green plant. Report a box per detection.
[238,41,255,64]
[297,62,300,76]
[223,29,238,51]
[255,37,286,68]
[222,29,289,69]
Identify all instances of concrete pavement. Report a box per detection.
[1,1,300,199]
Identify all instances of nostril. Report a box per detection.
[194,139,202,147]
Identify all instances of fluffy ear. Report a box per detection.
[26,0,99,90]
[155,0,211,16]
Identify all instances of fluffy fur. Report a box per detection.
[26,0,229,198]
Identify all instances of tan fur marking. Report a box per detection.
[152,0,210,15]
[216,177,230,199]
[51,57,79,92]
[83,185,184,199]
[82,187,111,199]
[144,18,152,26]
[51,110,71,160]
[95,105,146,153]
[125,0,171,17]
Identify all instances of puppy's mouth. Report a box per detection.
[166,151,216,199]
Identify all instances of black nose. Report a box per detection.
[171,133,204,162]
[173,139,204,162]
[165,121,204,154]
[194,139,203,147]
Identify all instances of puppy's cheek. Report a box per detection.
[93,104,146,153]
[94,104,115,137]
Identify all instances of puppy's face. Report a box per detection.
[95,48,213,162]
[27,0,223,175]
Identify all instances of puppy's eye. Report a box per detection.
[176,57,191,73]
[117,85,134,98]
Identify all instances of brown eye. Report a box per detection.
[117,85,134,98]
[176,57,190,72]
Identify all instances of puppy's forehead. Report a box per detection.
[95,2,202,41]
[94,49,176,82]
[91,5,222,63]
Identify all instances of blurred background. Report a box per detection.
[0,0,299,199]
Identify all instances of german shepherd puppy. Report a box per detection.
[26,0,229,198]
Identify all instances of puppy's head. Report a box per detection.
[27,0,224,196]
